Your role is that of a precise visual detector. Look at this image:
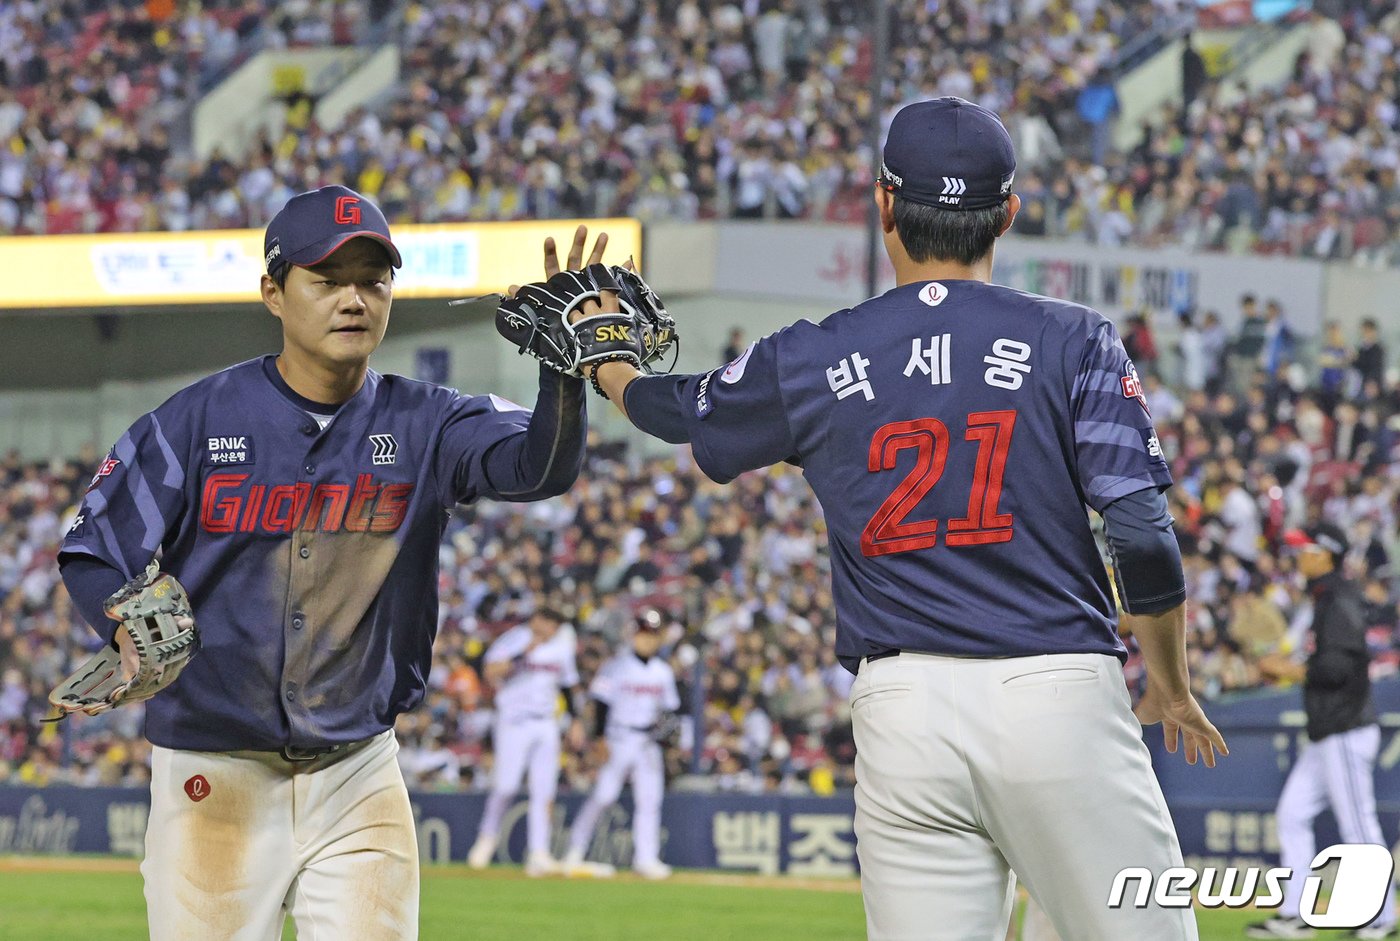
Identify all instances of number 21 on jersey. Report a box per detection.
[860,410,1017,557]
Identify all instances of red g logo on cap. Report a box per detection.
[334,196,361,225]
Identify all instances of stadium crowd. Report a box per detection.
[7,0,1400,263]
[1040,1,1400,264]
[0,309,1396,793]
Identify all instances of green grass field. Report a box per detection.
[0,857,1274,940]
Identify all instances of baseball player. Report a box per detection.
[1249,524,1397,940]
[539,98,1228,939]
[467,607,583,876]
[563,609,680,880]
[54,187,602,940]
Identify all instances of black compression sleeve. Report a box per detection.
[58,554,128,646]
[1101,487,1187,615]
[593,700,610,739]
[482,365,587,499]
[621,374,693,444]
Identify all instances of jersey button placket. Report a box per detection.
[284,450,317,735]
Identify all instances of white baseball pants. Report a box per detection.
[851,651,1197,941]
[476,715,561,855]
[1277,723,1396,927]
[568,730,665,865]
[143,730,418,941]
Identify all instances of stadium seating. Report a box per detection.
[6,1,1396,262]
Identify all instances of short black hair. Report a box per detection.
[892,196,1009,266]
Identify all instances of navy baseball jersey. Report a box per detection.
[60,355,583,750]
[673,280,1171,672]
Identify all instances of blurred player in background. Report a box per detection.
[553,98,1226,939]
[468,607,584,876]
[1249,524,1397,940]
[564,609,681,880]
[56,187,595,940]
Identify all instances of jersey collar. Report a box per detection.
[254,354,381,431]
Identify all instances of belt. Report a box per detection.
[862,649,1033,669]
[277,737,369,763]
[601,724,659,742]
[858,649,900,673]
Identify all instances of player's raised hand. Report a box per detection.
[1134,685,1229,768]
[544,224,609,278]
[503,225,612,299]
[543,225,619,323]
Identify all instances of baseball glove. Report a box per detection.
[49,561,199,716]
[648,711,685,747]
[612,265,679,371]
[495,265,679,380]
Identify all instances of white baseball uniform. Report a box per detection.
[474,624,578,858]
[141,731,416,941]
[567,650,680,868]
[1277,725,1396,925]
[853,652,1196,941]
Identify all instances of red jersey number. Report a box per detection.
[860,410,1017,557]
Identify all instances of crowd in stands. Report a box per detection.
[1024,1,1400,264]
[9,0,1400,263]
[0,0,380,234]
[1,306,1397,792]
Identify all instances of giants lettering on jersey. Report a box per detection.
[200,472,413,534]
[621,683,665,697]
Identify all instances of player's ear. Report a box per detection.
[261,274,284,322]
[874,185,896,234]
[999,194,1021,236]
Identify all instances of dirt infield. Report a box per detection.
[0,855,140,873]
[0,854,861,893]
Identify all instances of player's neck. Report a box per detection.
[892,254,995,287]
[276,351,367,405]
[886,236,998,287]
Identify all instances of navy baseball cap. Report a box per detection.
[879,97,1016,211]
[263,185,402,280]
